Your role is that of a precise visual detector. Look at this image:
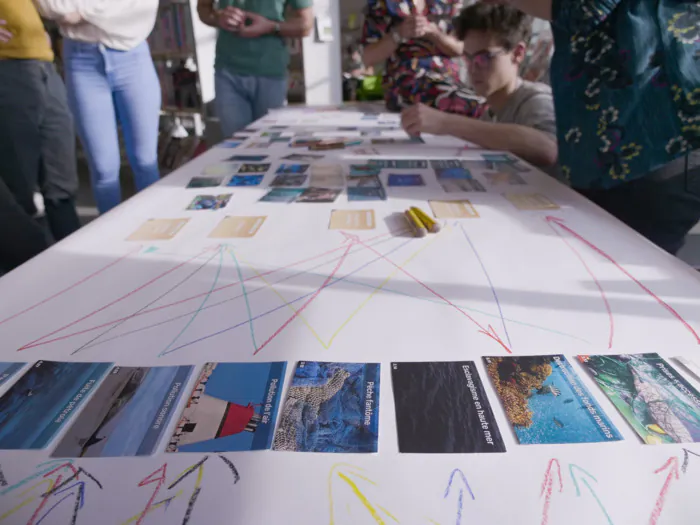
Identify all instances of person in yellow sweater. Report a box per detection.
[0,0,80,272]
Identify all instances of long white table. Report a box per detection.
[0,107,699,525]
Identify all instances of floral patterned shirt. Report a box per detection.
[362,0,482,116]
[550,0,700,189]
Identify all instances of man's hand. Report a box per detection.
[401,103,450,136]
[59,12,83,25]
[0,20,12,44]
[238,11,275,38]
[217,7,245,32]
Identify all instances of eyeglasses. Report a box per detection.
[463,49,507,69]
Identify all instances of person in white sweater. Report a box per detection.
[33,0,161,214]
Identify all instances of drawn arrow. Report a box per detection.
[682,449,700,474]
[545,216,700,345]
[649,457,680,525]
[540,459,563,525]
[546,216,614,348]
[568,464,614,524]
[443,469,476,525]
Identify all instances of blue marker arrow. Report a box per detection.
[444,469,476,525]
[568,464,614,525]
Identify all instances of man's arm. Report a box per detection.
[424,23,463,57]
[238,7,313,39]
[279,6,314,38]
[444,116,558,167]
[197,0,243,31]
[402,103,557,168]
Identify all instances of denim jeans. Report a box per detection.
[215,68,287,136]
[0,59,80,272]
[63,39,161,214]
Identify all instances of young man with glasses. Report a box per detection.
[401,3,557,170]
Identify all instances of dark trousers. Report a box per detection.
[0,60,80,272]
[578,162,700,255]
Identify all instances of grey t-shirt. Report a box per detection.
[481,80,558,175]
[480,80,557,138]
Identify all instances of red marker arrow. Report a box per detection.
[546,216,700,345]
[540,458,564,525]
[649,457,680,525]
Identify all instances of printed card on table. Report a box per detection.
[229,155,268,162]
[237,163,270,174]
[296,188,341,203]
[349,164,381,177]
[329,210,376,230]
[187,176,223,189]
[270,174,307,187]
[388,174,425,187]
[203,163,240,177]
[227,175,264,187]
[209,216,266,238]
[484,171,526,186]
[53,365,193,457]
[168,362,286,452]
[484,355,622,445]
[429,200,479,219]
[391,361,506,453]
[578,353,700,444]
[505,193,559,210]
[0,360,112,450]
[369,159,427,169]
[441,179,486,193]
[273,361,380,453]
[260,189,304,203]
[187,194,232,211]
[348,187,386,201]
[127,219,189,241]
[0,363,25,387]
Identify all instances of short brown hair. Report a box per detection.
[454,4,533,49]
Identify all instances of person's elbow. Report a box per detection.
[534,138,558,168]
[300,11,314,37]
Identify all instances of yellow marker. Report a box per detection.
[411,206,441,233]
[405,209,427,237]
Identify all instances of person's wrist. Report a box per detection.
[263,18,276,35]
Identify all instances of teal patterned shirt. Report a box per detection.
[549,0,700,189]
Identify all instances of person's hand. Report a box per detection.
[401,103,448,136]
[59,12,83,25]
[0,20,12,44]
[238,11,275,38]
[217,7,245,32]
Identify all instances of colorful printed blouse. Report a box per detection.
[361,0,482,116]
[550,0,700,189]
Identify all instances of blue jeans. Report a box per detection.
[215,68,287,136]
[63,39,161,213]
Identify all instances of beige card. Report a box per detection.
[505,193,560,210]
[209,216,266,238]
[310,164,344,188]
[429,200,479,219]
[329,209,376,230]
[126,218,189,241]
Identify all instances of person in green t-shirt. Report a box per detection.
[198,0,314,136]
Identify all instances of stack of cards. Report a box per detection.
[432,160,472,180]
[260,188,305,203]
[296,187,341,203]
